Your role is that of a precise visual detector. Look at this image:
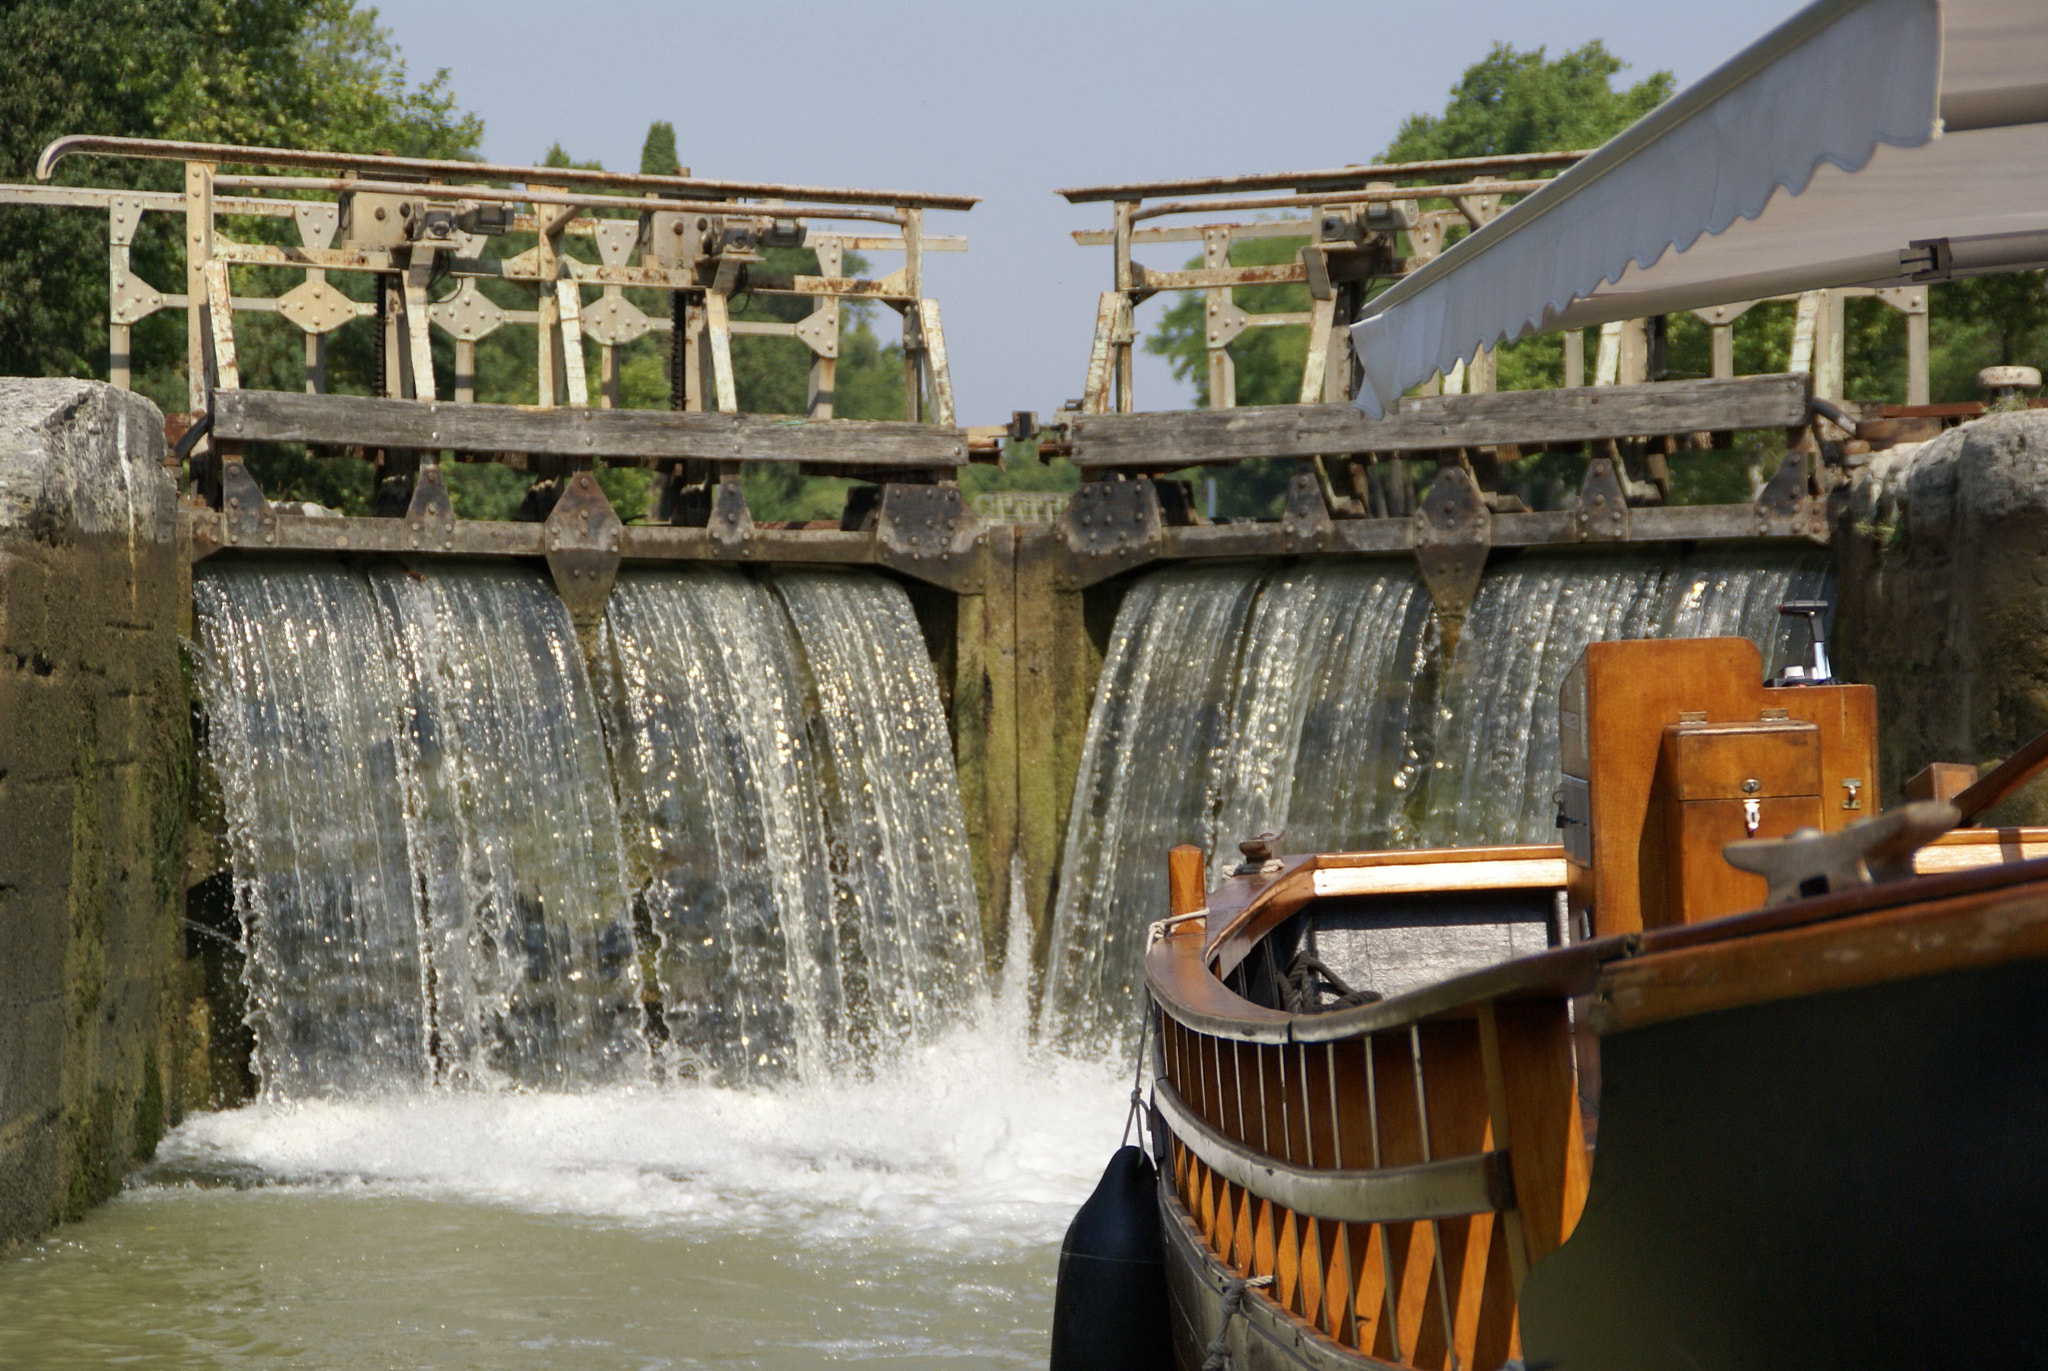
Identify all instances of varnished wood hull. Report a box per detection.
[1148,856,2048,1371]
[1158,944,2048,1369]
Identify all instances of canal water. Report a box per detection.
[0,979,1127,1369]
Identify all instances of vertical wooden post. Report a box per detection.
[702,290,737,413]
[808,238,842,419]
[902,207,925,421]
[1562,329,1585,389]
[1112,199,1137,413]
[1711,322,1736,379]
[535,208,567,407]
[402,249,438,401]
[183,161,215,413]
[555,278,590,408]
[1169,844,1207,917]
[1204,227,1235,409]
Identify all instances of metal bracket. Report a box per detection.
[219,454,276,547]
[1064,478,1164,586]
[1409,464,1492,629]
[1570,457,1631,541]
[403,463,454,552]
[544,468,623,628]
[709,474,753,552]
[1753,448,1824,541]
[875,482,982,592]
[1280,471,1332,549]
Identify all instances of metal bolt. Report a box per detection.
[1741,778,1762,794]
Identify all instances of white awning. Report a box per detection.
[1349,0,2048,416]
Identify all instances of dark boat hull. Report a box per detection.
[1521,953,2048,1368]
[1157,950,2048,1370]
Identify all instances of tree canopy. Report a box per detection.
[1145,38,2048,516]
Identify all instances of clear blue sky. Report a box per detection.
[370,0,1797,424]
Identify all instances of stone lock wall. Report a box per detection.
[0,379,188,1250]
[1836,410,2048,820]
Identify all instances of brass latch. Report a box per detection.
[1842,778,1863,810]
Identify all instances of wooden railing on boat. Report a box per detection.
[1147,843,1590,1369]
[1146,836,2048,1370]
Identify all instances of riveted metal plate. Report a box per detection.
[219,457,277,547]
[1410,464,1492,628]
[709,474,753,552]
[544,469,623,627]
[872,483,982,592]
[591,219,639,268]
[402,464,455,552]
[277,278,362,335]
[1571,457,1631,541]
[1064,479,1164,586]
[1280,471,1332,549]
[1752,449,1824,541]
[110,268,165,326]
[430,281,506,342]
[581,291,651,346]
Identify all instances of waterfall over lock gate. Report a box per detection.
[194,559,982,1098]
[1037,548,1834,1050]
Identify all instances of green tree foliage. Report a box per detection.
[639,121,679,178]
[0,0,479,382]
[1144,43,1673,515]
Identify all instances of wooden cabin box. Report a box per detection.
[1562,637,1877,936]
[1641,715,1822,927]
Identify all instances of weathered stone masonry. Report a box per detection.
[0,379,187,1250]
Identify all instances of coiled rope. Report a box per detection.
[1199,1273,1274,1371]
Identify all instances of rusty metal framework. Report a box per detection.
[0,137,1973,629]
[1,136,992,615]
[1033,155,1966,623]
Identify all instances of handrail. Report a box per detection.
[207,174,907,226]
[1146,913,1619,1046]
[1152,1076,1514,1225]
[1204,844,1572,977]
[36,134,980,211]
[1129,178,1549,224]
[1057,149,1588,203]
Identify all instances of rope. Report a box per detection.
[1121,995,1153,1150]
[1280,924,1383,1015]
[1127,907,1206,1149]
[1199,1273,1274,1371]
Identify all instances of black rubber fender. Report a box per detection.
[1049,1145,1173,1371]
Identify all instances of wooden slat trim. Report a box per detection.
[1068,374,1810,466]
[210,389,969,466]
[1594,884,2048,1033]
[1913,827,2048,873]
[1310,858,1568,899]
[1206,844,1567,976]
[1155,1077,1513,1226]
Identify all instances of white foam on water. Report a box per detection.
[148,951,1132,1264]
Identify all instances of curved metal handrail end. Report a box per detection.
[1153,1076,1513,1226]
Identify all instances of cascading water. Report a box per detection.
[1417,547,1830,845]
[770,570,984,1050]
[597,566,832,1082]
[195,557,982,1096]
[1036,564,1271,1047]
[192,561,430,1097]
[594,566,983,1082]
[1039,547,1833,1047]
[370,564,647,1089]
